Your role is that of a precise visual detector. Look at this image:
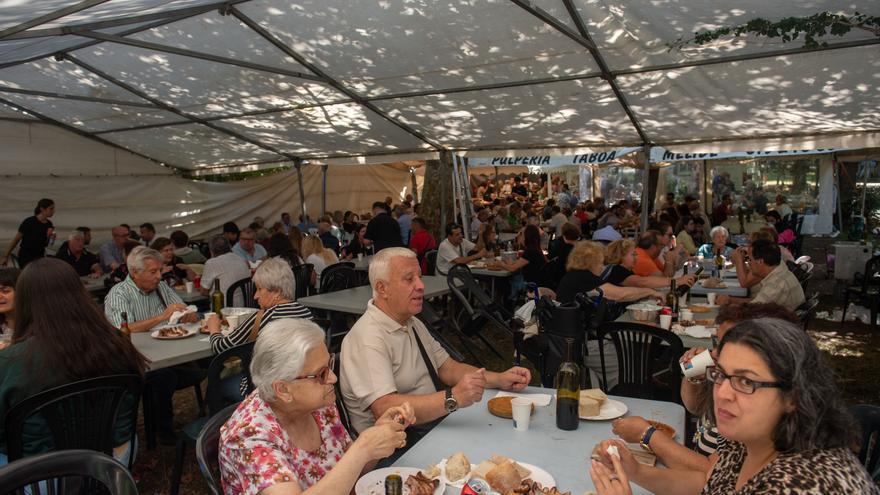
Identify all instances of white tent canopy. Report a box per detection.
[0,0,878,175]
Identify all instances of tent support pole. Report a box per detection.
[295,160,307,221]
[321,164,328,216]
[702,159,709,216]
[410,168,419,204]
[0,0,111,40]
[641,145,651,231]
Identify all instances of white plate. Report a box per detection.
[684,325,715,339]
[580,399,628,421]
[437,459,555,489]
[150,323,199,340]
[355,467,443,495]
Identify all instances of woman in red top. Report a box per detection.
[408,217,437,274]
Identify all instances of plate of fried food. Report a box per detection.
[151,323,199,340]
[355,467,442,495]
[700,277,727,289]
[435,452,559,493]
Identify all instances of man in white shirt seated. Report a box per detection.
[201,235,251,306]
[340,248,530,451]
[435,223,487,275]
[232,228,267,263]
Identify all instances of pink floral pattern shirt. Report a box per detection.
[219,391,352,495]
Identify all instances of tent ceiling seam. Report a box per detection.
[0,0,111,40]
[76,30,326,82]
[0,94,185,171]
[230,7,443,151]
[506,0,596,52]
[64,54,303,163]
[0,86,156,108]
[559,0,650,145]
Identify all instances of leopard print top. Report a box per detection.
[702,441,879,494]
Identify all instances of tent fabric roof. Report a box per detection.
[0,0,877,172]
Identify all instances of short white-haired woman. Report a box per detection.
[207,257,313,398]
[696,226,734,259]
[219,319,414,494]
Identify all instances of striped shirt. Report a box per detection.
[209,301,313,354]
[104,276,183,328]
[693,413,724,457]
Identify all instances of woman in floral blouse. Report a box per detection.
[219,318,415,495]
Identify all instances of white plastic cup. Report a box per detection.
[185,281,194,293]
[659,314,673,330]
[357,253,364,261]
[511,397,532,431]
[707,292,718,306]
[681,349,714,378]
[225,314,240,330]
[680,309,694,322]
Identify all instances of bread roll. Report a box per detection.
[485,461,521,494]
[488,455,531,478]
[445,452,471,482]
[581,388,607,405]
[579,396,601,417]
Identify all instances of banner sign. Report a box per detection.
[650,146,848,163]
[466,147,640,167]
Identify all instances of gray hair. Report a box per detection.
[209,234,231,256]
[253,257,295,300]
[251,319,326,401]
[368,247,417,297]
[127,247,162,273]
[718,318,856,452]
[67,231,84,242]
[709,226,729,240]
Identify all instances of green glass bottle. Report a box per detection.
[555,338,581,431]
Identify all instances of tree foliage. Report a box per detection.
[668,11,880,51]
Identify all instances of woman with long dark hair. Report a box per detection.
[2,199,55,268]
[267,232,302,267]
[0,268,19,338]
[0,258,147,464]
[342,224,370,260]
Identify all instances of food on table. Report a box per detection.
[444,452,471,482]
[689,305,712,314]
[696,318,715,326]
[198,318,229,333]
[487,396,535,419]
[404,472,439,495]
[578,388,607,417]
[157,325,188,338]
[485,461,522,494]
[678,319,696,327]
[701,277,727,289]
[489,455,531,478]
[509,478,569,495]
[421,463,440,479]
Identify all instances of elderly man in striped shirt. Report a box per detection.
[104,247,199,444]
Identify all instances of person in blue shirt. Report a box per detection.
[696,226,734,259]
[232,228,267,263]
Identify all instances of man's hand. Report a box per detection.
[180,312,198,323]
[376,402,416,428]
[495,367,531,391]
[675,274,696,287]
[452,368,487,407]
[663,249,678,265]
[611,417,651,443]
[161,303,188,320]
[715,294,730,306]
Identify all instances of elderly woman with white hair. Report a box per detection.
[696,226,734,259]
[219,319,415,495]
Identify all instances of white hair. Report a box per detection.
[250,319,326,401]
[253,257,296,300]
[127,246,162,273]
[368,247,417,297]
[67,231,84,242]
[709,226,729,240]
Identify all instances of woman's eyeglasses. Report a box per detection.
[706,366,787,395]
[294,354,336,384]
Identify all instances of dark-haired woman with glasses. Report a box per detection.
[591,316,878,495]
[219,318,416,494]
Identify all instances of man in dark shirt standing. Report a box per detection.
[365,201,403,252]
[55,231,102,277]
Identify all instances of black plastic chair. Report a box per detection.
[415,302,467,363]
[0,449,138,495]
[5,374,142,469]
[292,263,315,300]
[842,255,880,329]
[795,293,820,331]
[226,276,257,308]
[189,240,210,260]
[319,262,358,294]
[851,404,880,479]
[598,322,684,403]
[425,250,438,276]
[331,351,358,440]
[537,257,560,291]
[446,264,521,363]
[170,343,255,495]
[195,404,238,495]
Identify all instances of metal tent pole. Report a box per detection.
[295,160,307,221]
[321,164,328,217]
[640,146,651,231]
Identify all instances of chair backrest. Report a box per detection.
[205,342,255,416]
[195,404,238,495]
[0,449,138,495]
[226,277,257,308]
[538,257,560,290]
[598,322,683,400]
[859,255,880,292]
[795,295,820,330]
[319,262,358,294]
[291,263,314,300]
[425,250,438,276]
[331,352,358,440]
[447,264,494,311]
[5,374,142,467]
[851,404,880,476]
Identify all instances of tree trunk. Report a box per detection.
[419,151,454,240]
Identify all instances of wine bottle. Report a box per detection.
[120,311,131,340]
[555,338,580,431]
[666,279,676,310]
[714,250,724,278]
[211,279,224,316]
[671,280,680,321]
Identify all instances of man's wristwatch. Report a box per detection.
[444,388,458,413]
[640,426,657,453]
